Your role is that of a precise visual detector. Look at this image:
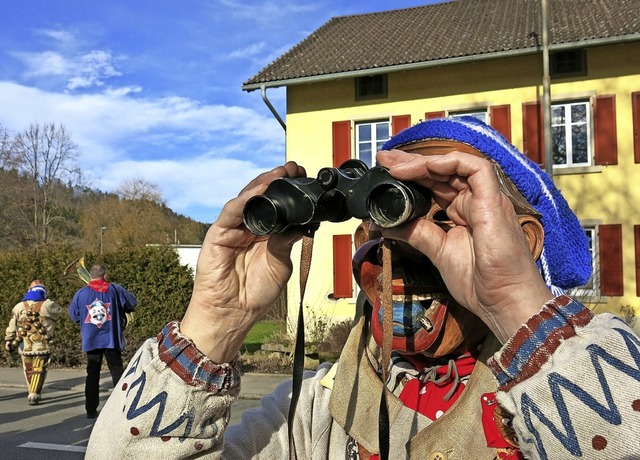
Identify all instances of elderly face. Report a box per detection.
[352,140,544,358]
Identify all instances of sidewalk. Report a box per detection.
[0,366,291,400]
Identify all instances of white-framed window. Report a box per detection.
[450,110,488,124]
[356,120,390,168]
[552,101,591,167]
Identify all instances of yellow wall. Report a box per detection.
[282,42,640,329]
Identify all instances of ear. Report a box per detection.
[518,215,544,261]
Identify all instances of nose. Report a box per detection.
[368,221,383,241]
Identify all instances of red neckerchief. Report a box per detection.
[399,353,476,421]
[88,279,110,293]
[367,352,522,460]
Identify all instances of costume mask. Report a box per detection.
[353,234,490,357]
[351,116,591,356]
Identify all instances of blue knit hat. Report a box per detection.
[22,284,47,302]
[382,116,592,293]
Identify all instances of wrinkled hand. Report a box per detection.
[181,162,306,362]
[376,150,553,342]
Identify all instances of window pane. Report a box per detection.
[572,124,588,164]
[451,111,487,123]
[583,228,595,289]
[358,124,371,142]
[376,122,390,141]
[571,103,586,123]
[552,126,567,164]
[359,144,372,167]
[552,106,565,125]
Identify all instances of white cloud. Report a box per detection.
[97,156,267,212]
[17,51,69,76]
[14,48,123,90]
[37,28,77,45]
[228,42,267,60]
[217,0,318,23]
[0,80,285,221]
[104,86,143,97]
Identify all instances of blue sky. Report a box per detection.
[0,1,438,224]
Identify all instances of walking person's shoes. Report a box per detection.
[27,394,41,405]
[87,411,99,419]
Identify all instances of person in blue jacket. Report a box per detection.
[68,263,137,419]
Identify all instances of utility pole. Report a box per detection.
[100,226,107,255]
[542,0,554,177]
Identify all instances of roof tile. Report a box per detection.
[244,0,640,87]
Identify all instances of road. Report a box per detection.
[0,368,289,458]
[0,384,101,459]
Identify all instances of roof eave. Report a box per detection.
[242,34,640,92]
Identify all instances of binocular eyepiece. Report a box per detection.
[242,159,431,236]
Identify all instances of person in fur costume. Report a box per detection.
[5,280,62,405]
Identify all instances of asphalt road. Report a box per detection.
[0,384,98,459]
[0,367,289,458]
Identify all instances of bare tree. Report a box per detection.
[10,122,82,245]
[116,178,165,204]
[0,125,30,247]
[0,124,13,167]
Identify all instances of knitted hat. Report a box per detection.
[382,116,592,293]
[22,283,47,302]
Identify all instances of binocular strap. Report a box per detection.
[378,241,394,460]
[287,234,394,460]
[288,231,315,459]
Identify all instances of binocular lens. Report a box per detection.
[367,184,413,228]
[243,196,281,236]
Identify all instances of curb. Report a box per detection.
[0,381,113,392]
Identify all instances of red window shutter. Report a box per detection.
[332,121,351,168]
[490,105,512,143]
[633,92,640,163]
[333,234,353,299]
[425,111,445,120]
[635,225,640,296]
[522,101,544,165]
[392,115,411,135]
[594,95,618,166]
[599,224,623,297]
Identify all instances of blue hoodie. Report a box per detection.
[68,280,137,352]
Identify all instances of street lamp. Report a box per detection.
[100,227,107,255]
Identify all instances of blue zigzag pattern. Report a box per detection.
[122,352,218,442]
[518,327,640,459]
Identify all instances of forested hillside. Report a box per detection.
[0,122,208,251]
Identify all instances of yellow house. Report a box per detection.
[242,0,640,332]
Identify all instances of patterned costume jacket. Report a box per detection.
[86,296,640,459]
[5,298,62,355]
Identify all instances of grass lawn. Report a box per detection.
[241,321,283,353]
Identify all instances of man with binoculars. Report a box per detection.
[87,117,639,459]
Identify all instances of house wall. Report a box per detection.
[174,245,201,277]
[283,41,640,330]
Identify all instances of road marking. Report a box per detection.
[19,442,87,453]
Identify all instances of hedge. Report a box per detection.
[0,245,194,368]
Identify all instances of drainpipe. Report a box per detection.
[261,84,286,132]
[542,0,553,178]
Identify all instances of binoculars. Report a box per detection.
[242,159,431,236]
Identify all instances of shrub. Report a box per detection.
[0,245,193,368]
